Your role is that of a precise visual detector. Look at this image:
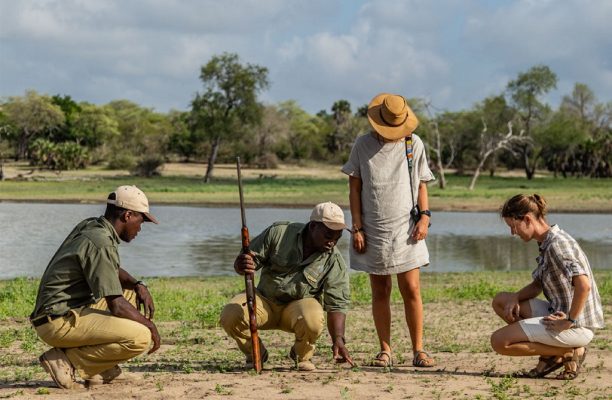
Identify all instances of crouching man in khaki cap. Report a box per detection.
[220,202,354,371]
[30,185,161,389]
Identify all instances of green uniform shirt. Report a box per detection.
[250,221,350,314]
[32,216,124,318]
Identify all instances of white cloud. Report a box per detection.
[0,0,610,113]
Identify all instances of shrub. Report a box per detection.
[107,152,136,170]
[131,155,164,177]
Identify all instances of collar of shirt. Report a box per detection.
[538,224,560,254]
[99,216,121,245]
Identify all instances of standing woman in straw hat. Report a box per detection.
[342,93,436,368]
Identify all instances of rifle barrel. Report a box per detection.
[236,157,247,228]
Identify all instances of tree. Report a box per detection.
[190,53,269,182]
[278,100,324,161]
[537,111,585,177]
[51,94,82,142]
[72,103,119,149]
[506,65,557,179]
[468,120,527,190]
[327,100,351,155]
[249,105,290,167]
[423,102,448,189]
[167,110,195,161]
[2,91,65,160]
[104,100,171,174]
[560,83,596,125]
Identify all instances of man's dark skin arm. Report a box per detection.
[109,267,160,354]
[118,267,155,319]
[327,311,354,367]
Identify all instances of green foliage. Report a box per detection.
[1,91,65,160]
[107,151,137,170]
[131,155,164,177]
[0,278,38,319]
[28,139,88,170]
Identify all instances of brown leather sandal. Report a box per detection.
[413,350,435,368]
[514,356,564,378]
[372,350,392,367]
[556,347,587,380]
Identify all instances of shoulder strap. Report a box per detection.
[405,137,416,208]
[404,135,413,170]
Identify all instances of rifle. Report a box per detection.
[236,157,262,373]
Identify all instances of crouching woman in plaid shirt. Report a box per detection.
[490,194,604,380]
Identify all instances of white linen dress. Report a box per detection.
[341,132,435,275]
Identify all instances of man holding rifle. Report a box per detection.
[220,202,354,371]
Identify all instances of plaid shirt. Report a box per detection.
[533,225,604,329]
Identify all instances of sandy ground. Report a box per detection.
[1,301,610,399]
[4,353,611,400]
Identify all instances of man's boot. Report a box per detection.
[39,348,76,389]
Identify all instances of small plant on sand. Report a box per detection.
[34,388,49,395]
[486,375,517,400]
[340,386,350,400]
[214,384,233,395]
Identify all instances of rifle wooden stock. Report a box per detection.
[236,157,262,373]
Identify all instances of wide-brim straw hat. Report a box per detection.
[367,93,419,140]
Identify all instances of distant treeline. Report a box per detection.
[0,53,610,182]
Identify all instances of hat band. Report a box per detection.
[380,108,409,127]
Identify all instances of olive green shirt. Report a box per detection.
[32,217,124,318]
[250,221,350,314]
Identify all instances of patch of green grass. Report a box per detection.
[0,278,38,319]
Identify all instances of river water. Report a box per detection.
[1,203,610,279]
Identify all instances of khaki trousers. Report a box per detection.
[220,293,325,361]
[34,290,151,379]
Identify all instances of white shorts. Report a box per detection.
[518,298,594,348]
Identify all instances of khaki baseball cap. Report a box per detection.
[310,202,347,231]
[107,185,158,224]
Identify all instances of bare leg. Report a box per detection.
[396,269,423,352]
[370,274,392,354]
[491,323,568,357]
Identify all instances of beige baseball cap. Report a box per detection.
[310,202,347,231]
[107,185,158,224]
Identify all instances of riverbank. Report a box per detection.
[1,272,610,399]
[1,162,611,212]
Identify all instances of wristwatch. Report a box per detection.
[135,280,147,288]
[419,210,432,217]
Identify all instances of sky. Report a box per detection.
[1,0,611,115]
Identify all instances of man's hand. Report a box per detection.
[135,283,155,320]
[503,293,521,323]
[147,322,161,354]
[234,252,256,275]
[332,337,354,367]
[542,311,574,333]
